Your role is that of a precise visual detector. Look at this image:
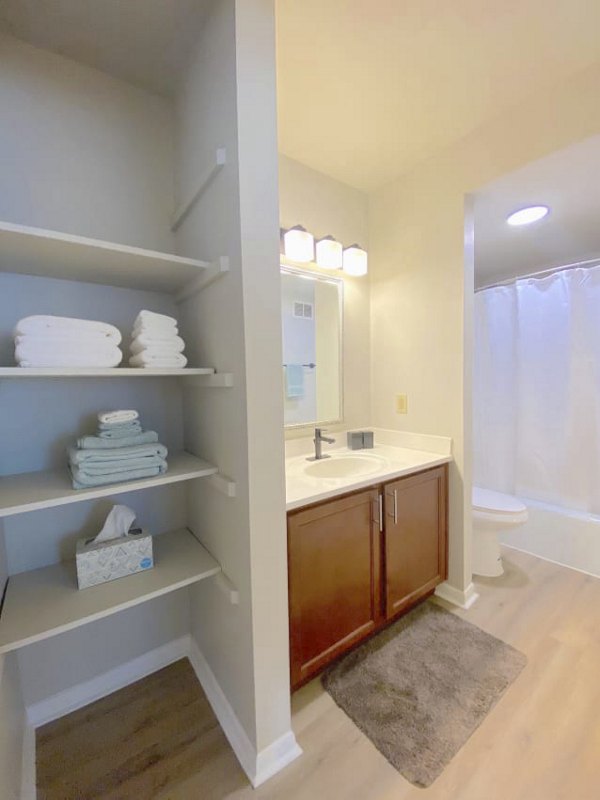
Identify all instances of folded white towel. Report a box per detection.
[15,341,122,368]
[133,311,178,334]
[132,326,180,342]
[129,352,188,368]
[130,334,185,355]
[15,339,120,357]
[98,409,139,425]
[15,333,119,348]
[16,350,123,368]
[14,315,122,344]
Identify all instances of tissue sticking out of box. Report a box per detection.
[94,504,137,544]
[76,504,154,589]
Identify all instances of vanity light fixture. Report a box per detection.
[343,244,368,276]
[283,225,314,262]
[506,205,549,226]
[315,235,343,269]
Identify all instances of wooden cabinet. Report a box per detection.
[288,487,382,688]
[288,465,447,688]
[384,466,447,620]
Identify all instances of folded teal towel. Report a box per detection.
[77,430,159,450]
[70,463,167,489]
[73,456,167,476]
[99,427,143,440]
[98,421,142,438]
[68,443,168,465]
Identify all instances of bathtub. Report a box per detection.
[499,497,600,578]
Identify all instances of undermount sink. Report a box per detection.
[303,453,387,479]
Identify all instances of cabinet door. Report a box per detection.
[384,465,447,620]
[288,488,382,688]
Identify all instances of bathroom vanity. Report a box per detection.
[286,440,450,689]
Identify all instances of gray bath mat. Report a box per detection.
[322,600,526,787]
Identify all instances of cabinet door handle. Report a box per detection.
[379,494,383,532]
[393,489,398,524]
[372,496,379,529]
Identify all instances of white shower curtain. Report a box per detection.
[474,265,600,515]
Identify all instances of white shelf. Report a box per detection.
[183,371,234,388]
[0,220,221,294]
[0,528,221,654]
[0,452,218,518]
[0,367,216,379]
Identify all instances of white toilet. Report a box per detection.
[472,487,528,577]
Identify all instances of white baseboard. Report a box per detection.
[188,638,302,788]
[254,730,303,788]
[20,725,36,800]
[435,580,479,610]
[27,634,191,728]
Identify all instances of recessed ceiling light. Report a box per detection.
[506,205,549,226]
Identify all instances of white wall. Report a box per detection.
[174,0,295,768]
[369,60,600,594]
[0,33,174,251]
[279,155,370,434]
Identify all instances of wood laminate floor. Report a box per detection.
[37,546,600,799]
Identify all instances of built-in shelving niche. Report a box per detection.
[0,192,239,658]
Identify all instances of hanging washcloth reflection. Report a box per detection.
[285,363,304,398]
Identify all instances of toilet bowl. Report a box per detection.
[472,487,528,577]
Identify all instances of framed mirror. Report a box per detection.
[281,266,343,428]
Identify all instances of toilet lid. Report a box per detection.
[473,487,527,514]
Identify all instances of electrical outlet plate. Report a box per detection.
[395,394,408,414]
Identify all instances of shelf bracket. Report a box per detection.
[184,372,234,388]
[171,148,227,232]
[213,572,240,605]
[175,256,229,304]
[207,472,236,498]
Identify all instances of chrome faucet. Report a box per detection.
[310,427,335,461]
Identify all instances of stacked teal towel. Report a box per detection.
[69,410,169,489]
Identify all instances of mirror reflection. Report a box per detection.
[281,267,343,427]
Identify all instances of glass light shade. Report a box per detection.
[343,244,368,276]
[315,235,343,269]
[506,205,549,226]
[284,225,314,262]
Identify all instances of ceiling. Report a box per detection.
[3,1,599,194]
[0,0,212,97]
[474,136,600,288]
[276,0,600,191]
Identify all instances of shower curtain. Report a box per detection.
[474,265,600,515]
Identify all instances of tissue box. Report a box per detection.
[76,530,154,590]
[347,431,364,450]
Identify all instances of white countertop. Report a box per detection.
[285,428,452,511]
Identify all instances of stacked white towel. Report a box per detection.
[14,315,123,368]
[129,310,187,368]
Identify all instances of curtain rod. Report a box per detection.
[476,255,600,292]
